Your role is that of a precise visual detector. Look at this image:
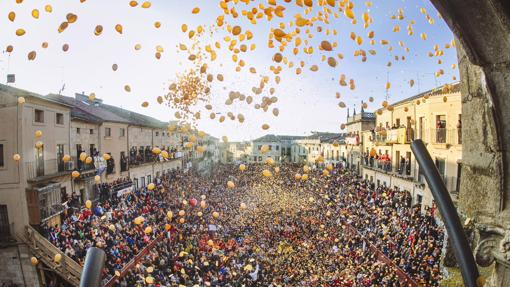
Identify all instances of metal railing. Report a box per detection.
[25,159,73,180]
[21,226,82,286]
[72,156,96,172]
[342,223,419,287]
[373,128,414,145]
[424,128,461,145]
[103,234,163,287]
[362,159,413,178]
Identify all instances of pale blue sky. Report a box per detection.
[0,0,458,141]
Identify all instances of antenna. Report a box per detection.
[58,84,66,95]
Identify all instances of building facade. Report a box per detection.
[345,108,376,174]
[361,83,462,208]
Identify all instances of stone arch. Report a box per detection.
[430,1,510,285]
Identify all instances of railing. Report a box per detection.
[345,136,360,145]
[25,159,73,181]
[374,128,414,145]
[103,234,164,287]
[342,223,419,287]
[425,128,461,145]
[362,159,413,178]
[21,225,82,286]
[72,156,96,172]
[129,154,156,166]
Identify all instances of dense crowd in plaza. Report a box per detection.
[41,163,444,286]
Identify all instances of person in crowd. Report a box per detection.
[42,164,444,287]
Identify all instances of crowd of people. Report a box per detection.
[41,163,445,286]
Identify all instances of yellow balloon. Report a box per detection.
[262,169,272,177]
[239,164,246,171]
[72,171,81,179]
[62,154,71,162]
[94,175,101,183]
[85,200,92,209]
[54,253,62,263]
[145,276,154,284]
[13,154,21,161]
[103,154,111,161]
[30,257,38,265]
[167,211,173,219]
[79,152,87,162]
[147,183,156,191]
[227,181,235,189]
[134,216,144,225]
[144,226,152,234]
[35,130,43,138]
[212,211,220,218]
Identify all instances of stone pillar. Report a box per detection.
[457,32,510,287]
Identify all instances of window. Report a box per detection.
[276,146,279,151]
[147,175,152,184]
[57,144,65,172]
[120,128,125,137]
[56,113,64,125]
[134,178,139,190]
[35,109,44,123]
[0,205,10,240]
[90,129,94,135]
[89,144,95,156]
[416,194,423,205]
[435,158,446,181]
[258,145,262,151]
[105,127,111,137]
[77,128,81,134]
[0,144,4,167]
[156,132,159,136]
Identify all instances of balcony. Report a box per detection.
[72,156,96,172]
[129,153,156,167]
[128,151,182,168]
[25,159,74,181]
[362,158,413,180]
[430,128,461,146]
[373,128,414,145]
[345,136,360,146]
